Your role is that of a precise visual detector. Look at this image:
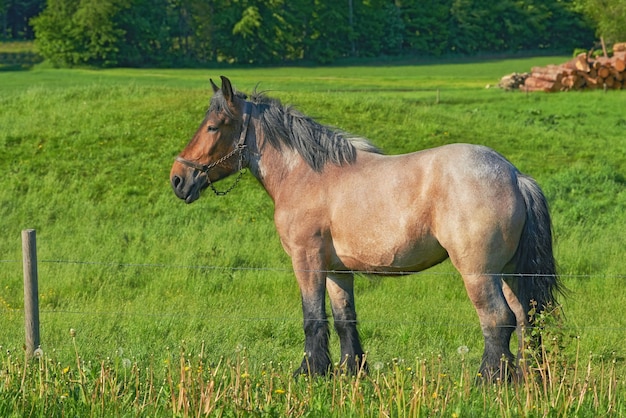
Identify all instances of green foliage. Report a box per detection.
[448,0,594,54]
[575,0,626,44]
[30,0,126,67]
[28,0,596,67]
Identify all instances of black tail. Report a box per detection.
[515,173,564,312]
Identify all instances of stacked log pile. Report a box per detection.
[501,42,626,92]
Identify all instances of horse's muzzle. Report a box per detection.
[170,171,206,204]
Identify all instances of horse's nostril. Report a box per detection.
[171,175,183,190]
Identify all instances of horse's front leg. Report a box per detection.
[327,273,366,374]
[292,255,331,377]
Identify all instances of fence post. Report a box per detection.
[22,229,40,357]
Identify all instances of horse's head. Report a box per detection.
[170,76,251,203]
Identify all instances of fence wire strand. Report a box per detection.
[0,258,625,279]
[2,258,626,332]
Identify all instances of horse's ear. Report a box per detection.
[220,75,234,104]
[210,78,219,93]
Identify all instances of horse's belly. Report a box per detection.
[331,231,448,274]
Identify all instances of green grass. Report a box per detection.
[1,58,625,416]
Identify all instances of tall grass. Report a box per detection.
[1,59,625,415]
[2,330,623,417]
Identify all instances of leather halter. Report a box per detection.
[175,101,252,196]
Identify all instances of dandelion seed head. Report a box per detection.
[69,328,76,338]
[457,345,469,355]
[373,362,384,371]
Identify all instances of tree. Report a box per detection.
[1,0,44,40]
[575,0,626,45]
[352,0,404,57]
[397,0,451,55]
[31,0,126,66]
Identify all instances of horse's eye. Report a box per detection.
[207,125,219,133]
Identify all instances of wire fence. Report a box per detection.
[2,256,625,334]
[2,257,625,279]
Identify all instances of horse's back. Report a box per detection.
[321,143,527,273]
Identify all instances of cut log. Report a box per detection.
[583,73,601,88]
[610,68,623,81]
[530,65,565,82]
[613,52,626,72]
[566,53,590,73]
[523,77,560,92]
[597,65,611,79]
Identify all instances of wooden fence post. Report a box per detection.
[22,229,40,357]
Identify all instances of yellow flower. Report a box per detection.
[275,389,286,395]
[432,392,438,399]
[62,366,70,374]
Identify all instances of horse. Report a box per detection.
[170,76,563,381]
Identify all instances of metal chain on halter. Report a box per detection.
[175,101,252,196]
[206,147,247,196]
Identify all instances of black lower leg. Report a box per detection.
[478,325,516,382]
[334,314,366,374]
[295,315,331,377]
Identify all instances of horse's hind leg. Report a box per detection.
[462,272,517,381]
[502,276,530,371]
[327,273,366,373]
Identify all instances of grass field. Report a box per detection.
[1,57,625,416]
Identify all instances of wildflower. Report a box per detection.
[62,366,70,374]
[33,348,44,358]
[457,346,469,356]
[241,373,250,379]
[275,389,286,395]
[432,392,438,399]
